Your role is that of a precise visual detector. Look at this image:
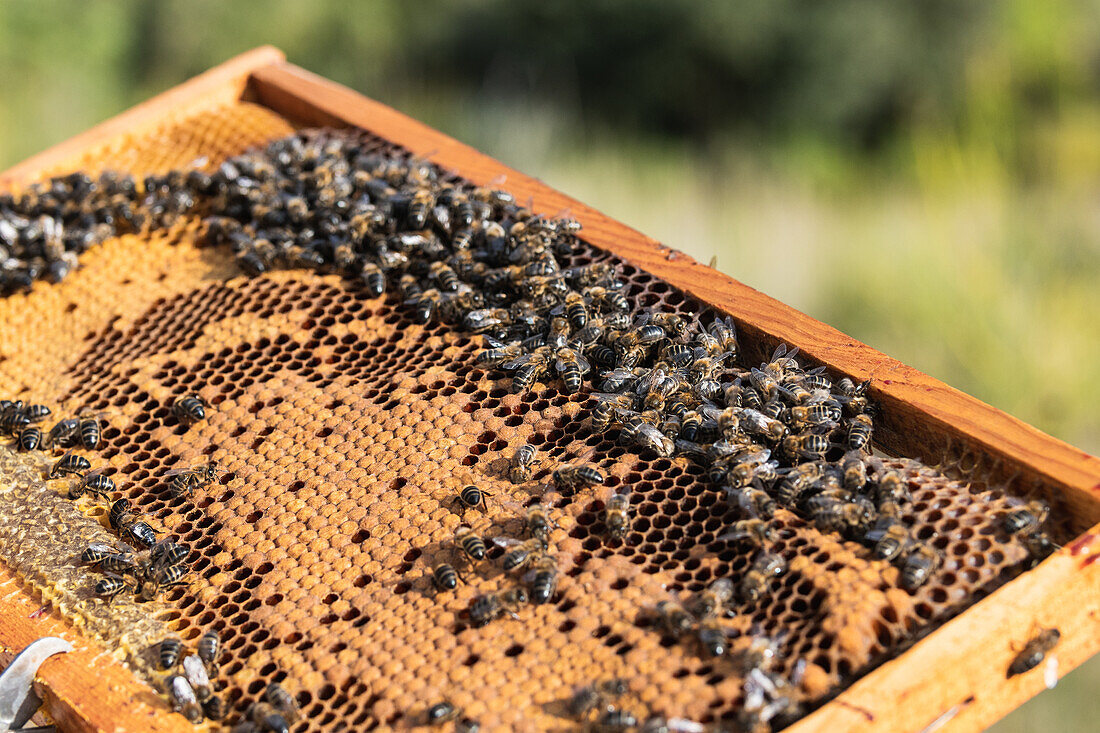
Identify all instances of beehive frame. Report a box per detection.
[0,47,1097,733]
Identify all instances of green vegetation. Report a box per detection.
[1,2,1096,729]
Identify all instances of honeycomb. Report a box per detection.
[0,100,1068,731]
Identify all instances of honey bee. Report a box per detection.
[454,525,488,563]
[806,495,870,535]
[119,519,157,548]
[596,490,631,541]
[455,484,491,514]
[0,403,30,435]
[733,634,781,674]
[503,347,552,392]
[846,413,874,452]
[81,542,122,565]
[780,431,830,461]
[68,469,114,500]
[527,553,560,604]
[866,519,909,561]
[202,695,226,721]
[1008,628,1061,678]
[94,573,132,603]
[23,403,51,423]
[166,462,220,498]
[97,553,138,575]
[724,449,777,489]
[873,465,912,516]
[159,637,183,669]
[49,450,91,479]
[654,599,695,638]
[139,562,188,601]
[172,394,208,426]
[718,519,776,548]
[837,377,873,416]
[741,552,787,601]
[198,629,220,674]
[697,617,736,657]
[1020,528,1058,563]
[1003,499,1050,535]
[359,262,385,298]
[150,539,189,572]
[707,316,739,357]
[408,188,435,229]
[494,537,546,573]
[686,578,735,619]
[554,347,591,394]
[620,413,675,457]
[566,678,627,719]
[553,463,605,493]
[265,681,300,723]
[738,408,787,442]
[78,412,104,450]
[900,543,942,591]
[841,450,868,490]
[522,501,555,542]
[249,701,291,733]
[16,425,41,451]
[426,701,461,725]
[44,417,80,448]
[433,562,461,591]
[469,586,528,626]
[167,675,204,724]
[108,497,132,530]
[728,485,777,520]
[476,341,523,367]
[558,291,589,329]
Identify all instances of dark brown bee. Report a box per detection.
[80,542,120,564]
[359,262,385,298]
[94,573,131,603]
[1020,528,1057,563]
[454,525,487,563]
[728,485,776,520]
[504,348,552,392]
[432,562,461,591]
[166,462,220,498]
[1003,499,1050,535]
[172,394,208,426]
[78,413,103,449]
[717,519,775,548]
[198,629,220,674]
[249,702,290,733]
[427,701,461,725]
[475,342,523,368]
[697,617,734,657]
[120,519,157,548]
[523,502,555,543]
[552,463,605,493]
[900,544,942,591]
[566,678,627,720]
[604,490,631,540]
[202,695,226,721]
[553,347,591,394]
[846,413,874,451]
[594,707,638,731]
[509,443,539,483]
[686,578,735,619]
[455,484,491,514]
[49,451,91,479]
[167,675,204,724]
[159,638,183,669]
[527,553,559,604]
[0,405,30,435]
[108,497,131,530]
[495,537,546,573]
[1008,628,1061,677]
[837,377,873,416]
[265,681,300,723]
[780,431,829,461]
[97,553,138,575]
[806,495,869,535]
[866,519,909,562]
[23,403,51,423]
[655,599,695,638]
[16,425,41,451]
[741,552,787,602]
[150,539,188,570]
[45,417,80,448]
[69,469,114,500]
[469,586,528,626]
[841,450,868,490]
[139,562,188,601]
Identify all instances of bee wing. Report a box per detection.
[664,719,706,733]
[163,467,196,478]
[498,500,527,516]
[491,536,522,549]
[501,353,537,370]
[698,404,726,421]
[573,353,591,373]
[717,528,751,542]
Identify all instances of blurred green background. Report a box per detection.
[1,1,1097,729]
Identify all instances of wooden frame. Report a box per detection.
[1,47,1097,732]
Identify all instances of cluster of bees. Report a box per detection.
[0,168,203,295]
[0,129,1063,730]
